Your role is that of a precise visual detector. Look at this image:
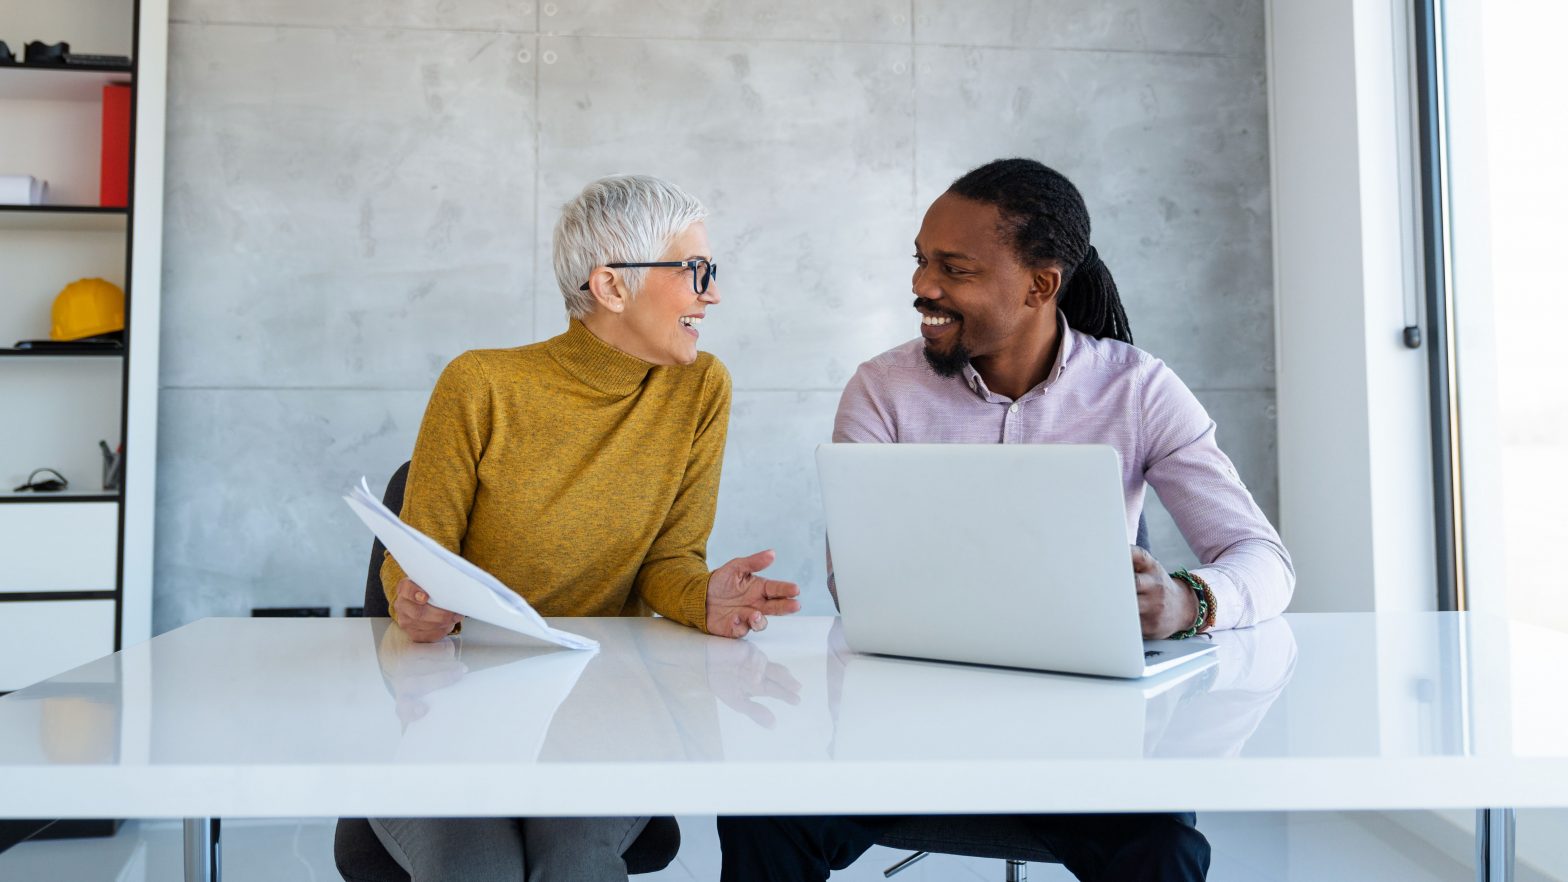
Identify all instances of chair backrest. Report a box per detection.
[362,461,411,617]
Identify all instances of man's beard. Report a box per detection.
[914,296,970,377]
[923,336,972,377]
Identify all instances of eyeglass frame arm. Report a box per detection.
[577,260,717,294]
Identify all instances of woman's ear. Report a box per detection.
[1026,264,1063,309]
[587,269,629,314]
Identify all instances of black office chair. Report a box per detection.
[879,816,1057,880]
[876,515,1154,881]
[333,461,682,881]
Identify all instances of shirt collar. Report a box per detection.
[959,309,1076,402]
[547,319,656,397]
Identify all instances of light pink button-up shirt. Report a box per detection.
[832,313,1294,631]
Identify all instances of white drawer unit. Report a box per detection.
[0,502,118,593]
[0,599,116,692]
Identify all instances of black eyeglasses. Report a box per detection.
[579,259,718,295]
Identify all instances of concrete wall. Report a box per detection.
[154,0,1274,631]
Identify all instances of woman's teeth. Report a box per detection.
[921,315,955,326]
[680,316,703,327]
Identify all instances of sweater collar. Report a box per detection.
[547,319,656,396]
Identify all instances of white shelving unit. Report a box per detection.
[0,0,166,692]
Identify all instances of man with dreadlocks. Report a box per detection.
[716,158,1294,881]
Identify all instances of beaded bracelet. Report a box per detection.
[1192,570,1218,631]
[1168,569,1210,640]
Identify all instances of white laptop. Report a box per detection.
[816,443,1218,679]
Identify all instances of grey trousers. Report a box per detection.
[368,816,651,882]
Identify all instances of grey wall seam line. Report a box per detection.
[164,20,1249,62]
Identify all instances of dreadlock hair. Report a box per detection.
[947,158,1134,345]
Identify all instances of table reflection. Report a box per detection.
[375,617,806,763]
[373,620,593,759]
[827,617,1297,760]
[5,611,1525,773]
[377,616,1299,765]
[1144,617,1297,757]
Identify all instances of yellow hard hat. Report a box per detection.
[50,278,125,341]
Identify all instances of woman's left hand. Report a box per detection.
[706,549,801,638]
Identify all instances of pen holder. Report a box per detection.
[100,440,123,492]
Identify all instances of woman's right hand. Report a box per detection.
[392,578,464,642]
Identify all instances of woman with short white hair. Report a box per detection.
[372,174,800,881]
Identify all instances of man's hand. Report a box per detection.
[1132,546,1199,639]
[392,578,464,643]
[706,550,802,638]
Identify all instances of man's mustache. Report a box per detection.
[912,298,961,320]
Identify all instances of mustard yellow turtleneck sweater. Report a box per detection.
[380,319,731,632]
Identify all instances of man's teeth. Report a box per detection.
[680,316,703,327]
[922,315,955,326]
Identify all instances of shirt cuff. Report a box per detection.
[1192,565,1249,632]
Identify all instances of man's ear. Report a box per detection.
[1026,264,1063,309]
[586,269,630,315]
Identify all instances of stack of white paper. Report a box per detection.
[344,477,598,651]
[0,175,47,205]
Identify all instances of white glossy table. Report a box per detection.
[0,612,1559,881]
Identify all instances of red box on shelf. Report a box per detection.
[100,83,132,207]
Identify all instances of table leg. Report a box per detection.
[1475,808,1515,882]
[183,817,221,882]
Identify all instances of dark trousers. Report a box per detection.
[717,813,1209,882]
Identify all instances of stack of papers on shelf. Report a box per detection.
[0,175,47,205]
[344,477,597,651]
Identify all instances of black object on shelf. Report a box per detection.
[0,41,14,65]
[23,41,68,65]
[13,468,68,493]
[65,53,131,69]
[4,329,124,355]
[16,41,129,70]
[100,441,123,491]
[11,336,124,353]
[252,607,332,618]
